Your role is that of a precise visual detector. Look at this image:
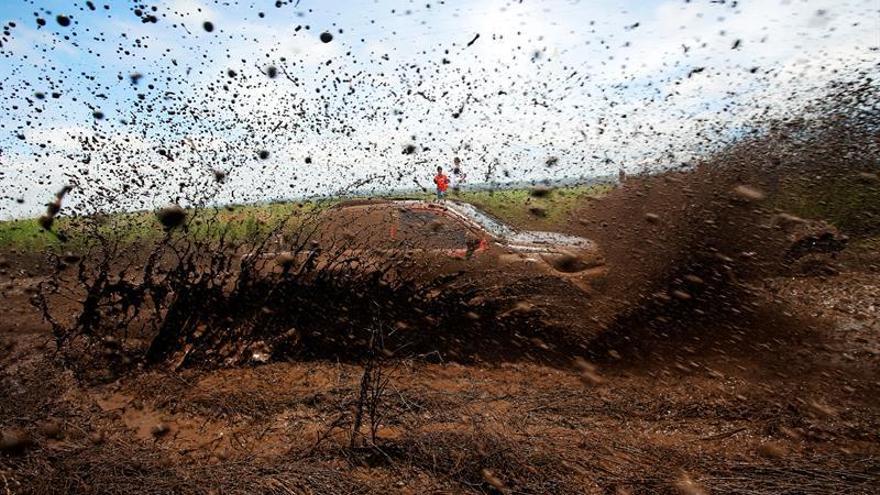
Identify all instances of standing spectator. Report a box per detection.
[433,166,449,200]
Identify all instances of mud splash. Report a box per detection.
[568,80,876,335]
[26,80,879,380]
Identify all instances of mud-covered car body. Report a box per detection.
[265,199,607,291]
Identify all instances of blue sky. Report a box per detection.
[0,0,877,218]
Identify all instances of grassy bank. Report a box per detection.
[452,183,612,229]
[0,203,313,252]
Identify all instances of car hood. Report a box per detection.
[505,230,596,251]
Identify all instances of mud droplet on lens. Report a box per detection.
[0,429,33,455]
[732,185,766,202]
[38,215,54,231]
[530,186,552,198]
[150,423,170,437]
[156,205,187,229]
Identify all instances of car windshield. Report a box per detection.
[445,201,517,238]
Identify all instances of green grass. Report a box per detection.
[400,183,612,229]
[453,183,612,229]
[0,202,331,251]
[0,185,611,251]
[0,217,61,251]
[0,213,166,252]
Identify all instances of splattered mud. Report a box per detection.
[1,3,878,493]
[1,183,877,495]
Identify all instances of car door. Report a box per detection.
[397,207,490,258]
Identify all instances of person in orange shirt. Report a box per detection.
[433,166,449,200]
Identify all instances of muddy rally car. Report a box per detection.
[264,199,608,292]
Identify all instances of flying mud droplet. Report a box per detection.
[203,21,215,33]
[645,212,660,223]
[573,357,605,385]
[731,185,766,202]
[320,31,333,43]
[38,419,62,439]
[37,185,73,232]
[530,185,553,198]
[481,469,507,493]
[62,252,81,264]
[672,290,692,301]
[0,429,34,455]
[88,431,105,445]
[807,399,837,418]
[56,15,71,27]
[673,474,708,495]
[275,252,297,268]
[528,206,547,218]
[757,441,787,459]
[856,171,877,183]
[156,205,187,229]
[150,423,170,438]
[46,198,62,216]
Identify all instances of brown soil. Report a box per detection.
[1,177,879,494]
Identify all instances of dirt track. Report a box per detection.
[2,174,879,494]
[1,265,878,493]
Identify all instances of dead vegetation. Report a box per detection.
[30,199,565,382]
[1,84,878,495]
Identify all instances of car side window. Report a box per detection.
[397,209,474,250]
